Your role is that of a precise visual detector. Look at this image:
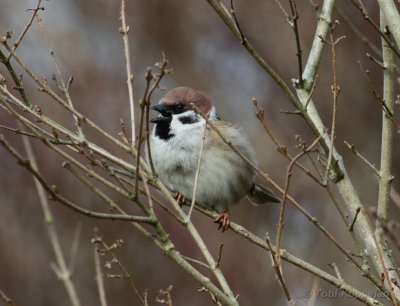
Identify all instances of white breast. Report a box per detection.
[150,114,257,212]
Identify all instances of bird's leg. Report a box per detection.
[214,208,230,232]
[174,192,187,207]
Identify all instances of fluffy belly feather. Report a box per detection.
[153,140,255,211]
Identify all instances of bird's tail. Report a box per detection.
[247,183,280,205]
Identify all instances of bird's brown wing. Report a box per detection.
[248,183,280,205]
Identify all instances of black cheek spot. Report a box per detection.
[179,116,198,125]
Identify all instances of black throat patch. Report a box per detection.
[154,117,174,140]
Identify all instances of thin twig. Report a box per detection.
[120,0,136,144]
[19,135,81,306]
[216,244,224,268]
[182,256,210,269]
[288,0,303,85]
[335,5,382,59]
[367,52,386,69]
[5,0,43,62]
[68,222,81,274]
[328,262,343,280]
[273,0,290,20]
[134,69,152,199]
[276,135,322,267]
[188,115,208,218]
[323,30,346,185]
[99,238,146,305]
[266,234,296,305]
[350,0,400,58]
[349,207,361,232]
[93,230,108,306]
[230,0,245,44]
[344,141,380,177]
[145,54,171,176]
[156,286,173,306]
[252,98,325,187]
[371,210,400,252]
[36,17,85,139]
[304,74,318,110]
[391,188,400,211]
[371,231,399,306]
[358,61,400,131]
[0,49,30,106]
[0,289,15,306]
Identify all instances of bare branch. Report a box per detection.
[120,0,136,144]
[0,289,15,306]
[188,114,208,218]
[375,10,400,300]
[276,135,322,267]
[344,141,380,177]
[266,234,295,305]
[6,0,44,62]
[20,136,81,306]
[93,230,108,306]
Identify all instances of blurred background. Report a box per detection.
[0,0,399,305]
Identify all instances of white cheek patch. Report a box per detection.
[169,111,205,136]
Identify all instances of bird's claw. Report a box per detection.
[214,211,230,232]
[174,192,187,207]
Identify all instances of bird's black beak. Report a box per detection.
[150,102,167,113]
[150,103,172,123]
[151,103,170,115]
[150,116,171,124]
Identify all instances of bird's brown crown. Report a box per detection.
[161,87,213,116]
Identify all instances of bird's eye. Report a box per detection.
[174,104,186,114]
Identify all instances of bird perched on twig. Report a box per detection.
[150,87,279,231]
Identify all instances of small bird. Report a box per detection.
[150,87,279,231]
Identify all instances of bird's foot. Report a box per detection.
[174,192,187,207]
[214,210,230,232]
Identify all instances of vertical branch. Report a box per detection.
[265,235,295,305]
[145,55,170,175]
[377,12,395,229]
[134,70,152,199]
[120,0,136,145]
[188,116,208,218]
[21,136,81,306]
[288,0,303,85]
[93,231,108,306]
[323,30,345,184]
[276,135,321,267]
[376,8,398,295]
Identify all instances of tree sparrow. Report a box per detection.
[150,87,279,231]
